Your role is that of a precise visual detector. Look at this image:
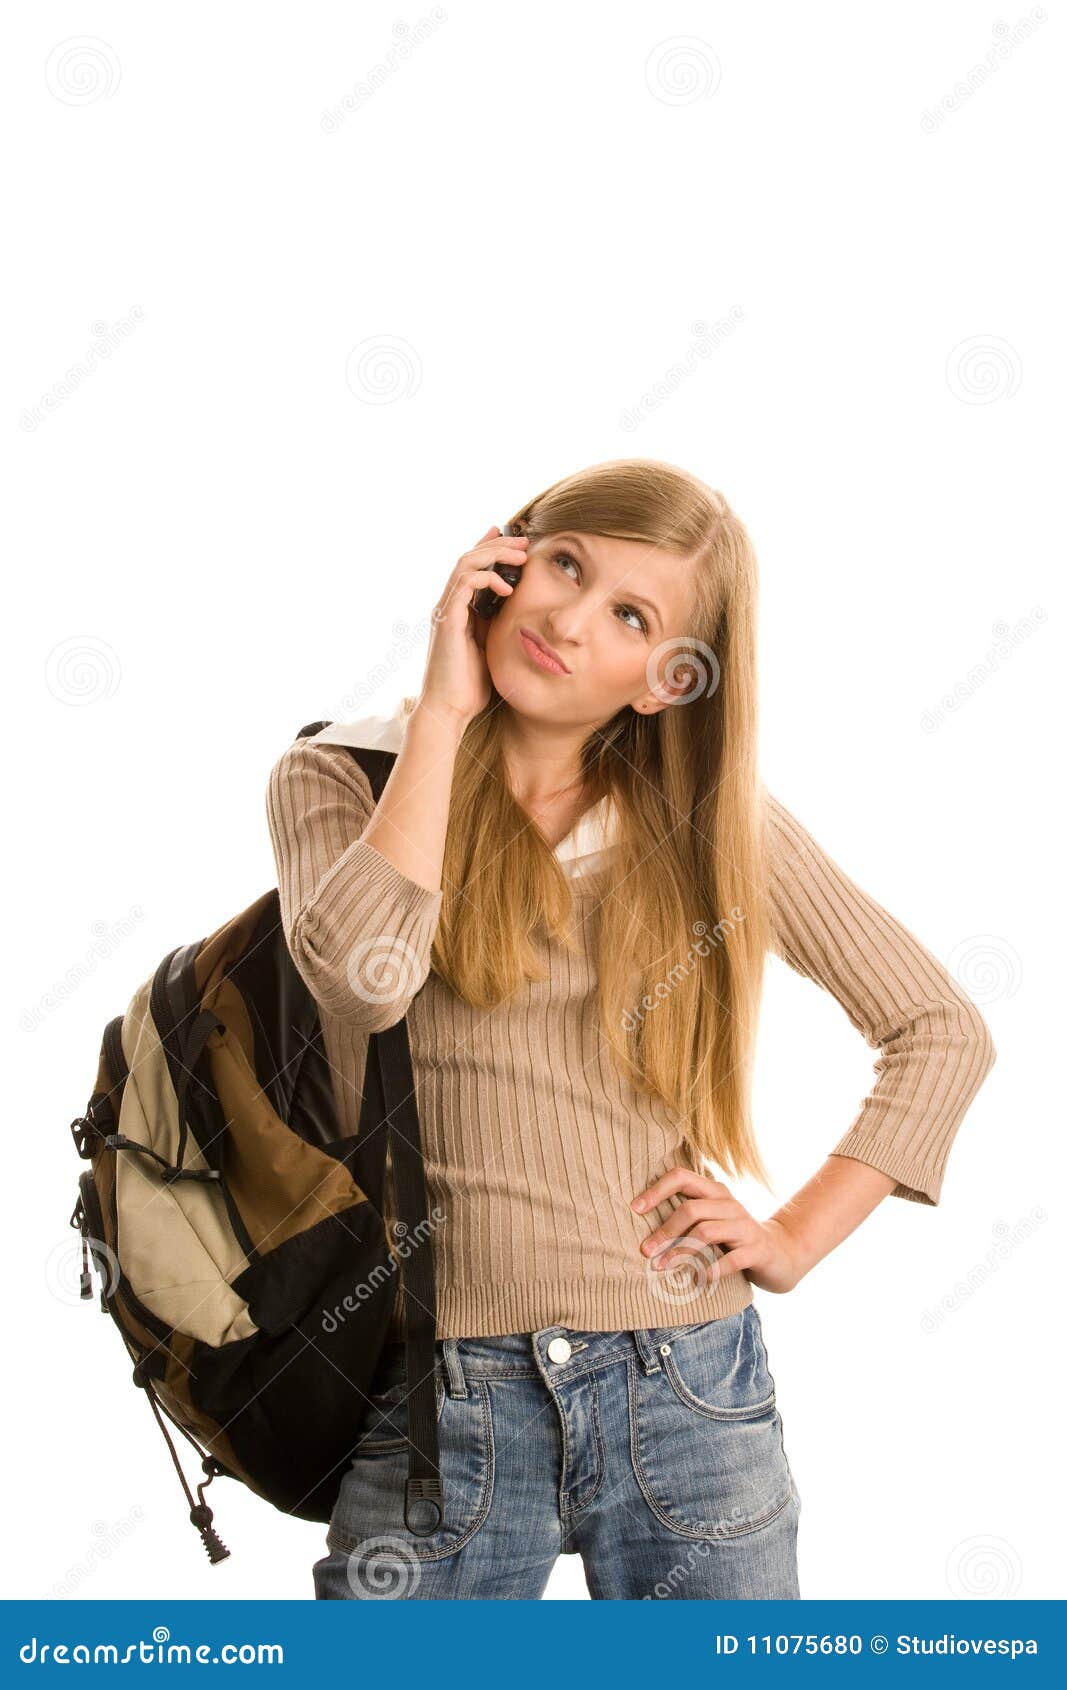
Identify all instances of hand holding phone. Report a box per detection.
[417,524,529,730]
[472,521,527,619]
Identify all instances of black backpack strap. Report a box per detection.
[371,1018,444,1535]
[299,728,443,1532]
[350,741,443,1531]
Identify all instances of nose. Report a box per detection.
[543,605,593,647]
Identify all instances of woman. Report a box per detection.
[266,457,996,1599]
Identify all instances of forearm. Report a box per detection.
[360,700,466,893]
[769,1154,897,1283]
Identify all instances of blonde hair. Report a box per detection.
[431,457,774,1191]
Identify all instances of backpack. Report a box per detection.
[66,723,444,1564]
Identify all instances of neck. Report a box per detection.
[500,713,590,809]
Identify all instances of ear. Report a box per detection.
[632,667,701,716]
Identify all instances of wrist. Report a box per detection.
[764,1216,810,1290]
[411,696,470,745]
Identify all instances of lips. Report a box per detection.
[519,627,571,674]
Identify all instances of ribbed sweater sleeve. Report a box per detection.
[265,737,444,1032]
[764,790,996,1206]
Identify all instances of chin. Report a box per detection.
[487,664,543,708]
[486,657,561,714]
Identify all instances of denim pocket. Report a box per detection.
[628,1306,795,1540]
[328,1367,495,1564]
[660,1305,777,1421]
[355,1348,445,1452]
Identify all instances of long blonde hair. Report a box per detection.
[431,457,774,1191]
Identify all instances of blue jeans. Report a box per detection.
[312,1303,801,1599]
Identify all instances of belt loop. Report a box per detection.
[441,1337,468,1398]
[632,1327,665,1376]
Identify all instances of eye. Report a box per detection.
[551,551,649,635]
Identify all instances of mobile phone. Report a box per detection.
[471,521,526,619]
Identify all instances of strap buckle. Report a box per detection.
[404,1475,444,1535]
[70,1115,98,1158]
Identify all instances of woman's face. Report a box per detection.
[485,530,700,723]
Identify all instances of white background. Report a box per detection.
[5,1,1062,1601]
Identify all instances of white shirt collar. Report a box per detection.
[308,698,618,877]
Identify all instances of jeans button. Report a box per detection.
[547,1337,572,1364]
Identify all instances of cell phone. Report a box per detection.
[471,521,526,619]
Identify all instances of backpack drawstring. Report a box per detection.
[132,1359,230,1564]
[74,1152,230,1564]
[69,1191,94,1299]
[102,1132,222,1184]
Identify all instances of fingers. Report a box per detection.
[646,1218,747,1272]
[639,1198,735,1254]
[631,1167,731,1211]
[439,561,517,614]
[460,531,528,571]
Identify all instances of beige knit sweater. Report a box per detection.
[265,700,996,1340]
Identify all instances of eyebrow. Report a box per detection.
[547,533,665,632]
